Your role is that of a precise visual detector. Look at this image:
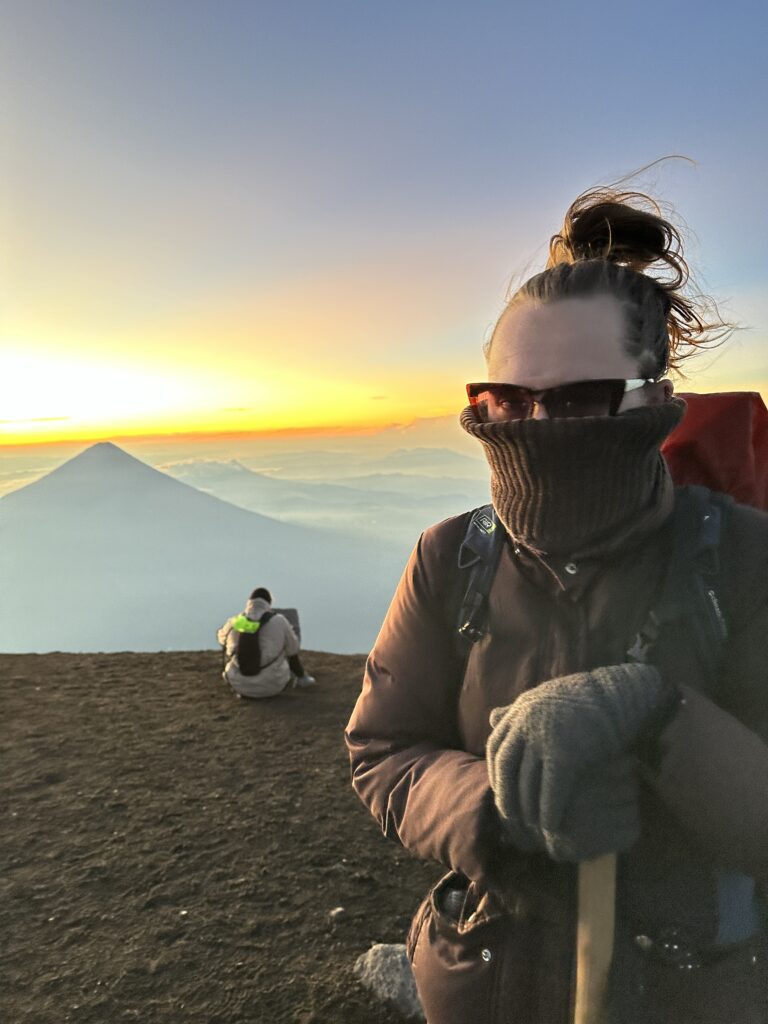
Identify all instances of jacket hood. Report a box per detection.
[245,597,272,620]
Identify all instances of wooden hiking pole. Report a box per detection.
[574,853,617,1024]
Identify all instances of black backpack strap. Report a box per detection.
[455,504,505,649]
[628,485,729,695]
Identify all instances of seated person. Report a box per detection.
[217,587,316,699]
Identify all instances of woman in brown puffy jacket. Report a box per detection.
[345,183,768,1024]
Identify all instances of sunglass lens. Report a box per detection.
[476,386,530,420]
[546,380,624,418]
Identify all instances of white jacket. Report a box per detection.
[217,597,300,698]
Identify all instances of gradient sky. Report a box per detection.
[2,0,767,445]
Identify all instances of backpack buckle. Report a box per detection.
[458,620,485,644]
[627,611,661,663]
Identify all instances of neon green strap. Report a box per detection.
[231,614,261,634]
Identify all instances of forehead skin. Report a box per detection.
[487,294,641,390]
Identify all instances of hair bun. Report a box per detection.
[548,190,684,287]
[497,174,734,374]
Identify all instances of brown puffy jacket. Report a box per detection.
[345,491,768,1024]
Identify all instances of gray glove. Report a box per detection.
[487,663,679,861]
[540,753,641,861]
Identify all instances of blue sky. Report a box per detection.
[1,0,767,445]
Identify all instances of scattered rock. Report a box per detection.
[329,906,346,921]
[353,943,424,1021]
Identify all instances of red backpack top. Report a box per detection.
[661,392,768,512]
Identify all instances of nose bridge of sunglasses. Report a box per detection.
[530,395,550,418]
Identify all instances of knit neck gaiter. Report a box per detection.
[460,398,686,559]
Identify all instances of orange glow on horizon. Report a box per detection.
[2,337,764,448]
[4,385,766,449]
[0,414,445,449]
[0,394,465,446]
[0,340,478,446]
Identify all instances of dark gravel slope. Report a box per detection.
[1,651,437,1024]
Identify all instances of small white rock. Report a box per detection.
[329,906,346,920]
[354,943,425,1022]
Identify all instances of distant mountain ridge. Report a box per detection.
[0,443,405,654]
[160,456,489,541]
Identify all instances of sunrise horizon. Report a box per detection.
[3,362,765,449]
[0,411,457,451]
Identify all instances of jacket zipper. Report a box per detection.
[705,586,728,640]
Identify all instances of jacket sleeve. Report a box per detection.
[217,621,232,648]
[345,521,511,886]
[642,601,768,881]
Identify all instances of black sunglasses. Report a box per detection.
[466,378,654,421]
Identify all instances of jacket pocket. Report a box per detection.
[406,889,431,963]
[408,871,510,1024]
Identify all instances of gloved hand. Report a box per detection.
[487,663,680,861]
[542,753,641,861]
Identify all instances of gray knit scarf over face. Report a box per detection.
[460,398,686,558]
